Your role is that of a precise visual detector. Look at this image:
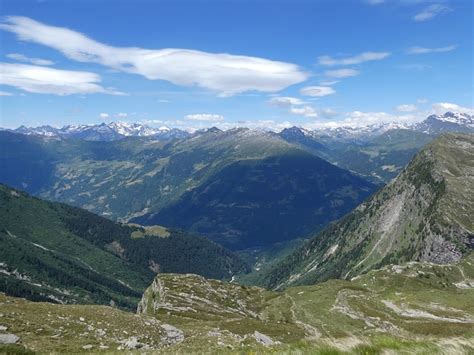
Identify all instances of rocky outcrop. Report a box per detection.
[0,333,19,344]
[253,331,274,346]
[137,276,165,314]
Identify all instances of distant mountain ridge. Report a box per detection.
[3,111,472,142]
[282,111,473,143]
[278,112,473,183]
[414,112,474,135]
[8,121,190,141]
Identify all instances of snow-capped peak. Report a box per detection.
[6,121,190,141]
[426,112,474,126]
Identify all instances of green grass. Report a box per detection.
[1,255,473,353]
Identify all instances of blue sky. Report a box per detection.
[0,0,472,130]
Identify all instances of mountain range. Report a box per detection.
[4,111,472,142]
[3,111,471,188]
[0,127,375,250]
[11,122,191,141]
[279,112,473,183]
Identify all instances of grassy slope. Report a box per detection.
[2,255,473,353]
[0,184,248,309]
[0,185,150,309]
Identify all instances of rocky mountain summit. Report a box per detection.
[414,112,474,135]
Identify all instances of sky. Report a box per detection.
[0,0,472,131]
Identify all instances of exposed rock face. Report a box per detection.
[137,273,265,320]
[253,331,274,346]
[263,134,474,289]
[0,333,19,344]
[137,276,165,314]
[160,324,184,345]
[123,336,141,349]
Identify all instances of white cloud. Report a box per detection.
[413,4,451,22]
[185,114,225,121]
[268,96,305,106]
[268,96,323,118]
[0,91,13,96]
[289,105,318,118]
[431,102,474,115]
[116,112,128,118]
[324,68,359,78]
[306,111,422,129]
[6,53,54,66]
[396,104,417,112]
[0,62,124,95]
[407,45,457,54]
[319,80,339,86]
[318,51,390,66]
[99,113,110,118]
[300,86,335,97]
[1,16,309,96]
[417,98,429,104]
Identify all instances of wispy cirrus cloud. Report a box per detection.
[407,44,457,54]
[268,96,306,106]
[396,104,418,112]
[0,16,309,97]
[413,4,451,22]
[6,53,54,66]
[300,86,335,97]
[319,80,339,86]
[0,62,125,96]
[324,68,359,78]
[318,51,390,66]
[185,114,225,121]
